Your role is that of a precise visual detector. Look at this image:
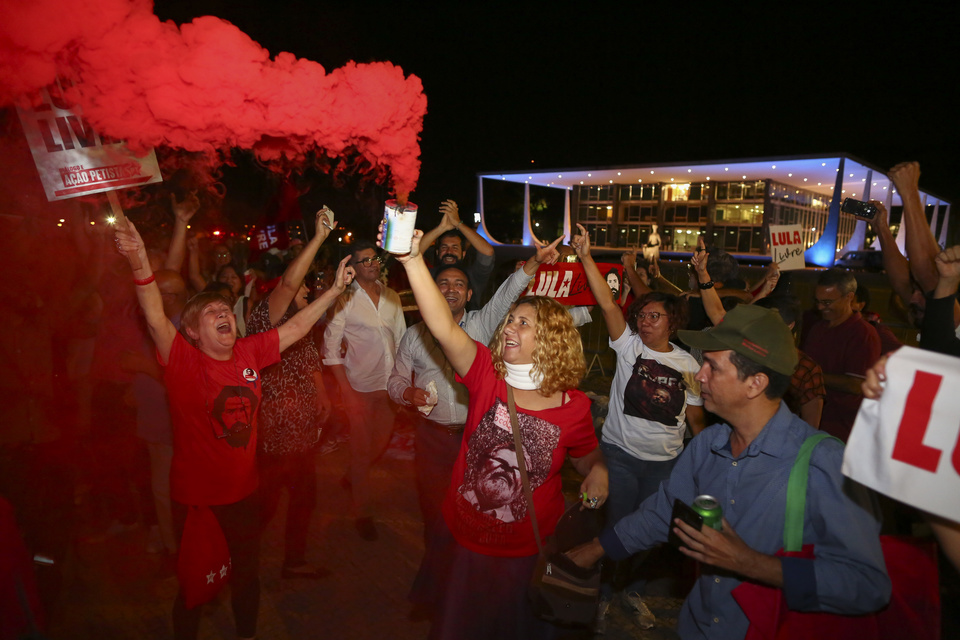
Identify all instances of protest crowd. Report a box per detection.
[3,161,960,640]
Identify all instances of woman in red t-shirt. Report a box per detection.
[116,217,351,640]
[395,230,608,640]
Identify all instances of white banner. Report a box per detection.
[843,346,960,523]
[768,224,805,271]
[15,79,162,201]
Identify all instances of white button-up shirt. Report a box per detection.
[323,279,406,393]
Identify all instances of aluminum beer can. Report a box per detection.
[693,495,723,530]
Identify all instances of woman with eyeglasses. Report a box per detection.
[322,239,407,540]
[115,219,353,640]
[571,223,705,631]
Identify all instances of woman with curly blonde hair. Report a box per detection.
[392,229,607,640]
[488,295,587,397]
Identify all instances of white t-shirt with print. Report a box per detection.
[601,331,703,461]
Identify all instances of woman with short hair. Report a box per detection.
[115,218,351,640]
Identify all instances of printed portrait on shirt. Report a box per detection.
[211,385,258,448]
[623,357,687,426]
[459,398,560,523]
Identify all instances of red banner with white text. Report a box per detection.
[522,263,622,306]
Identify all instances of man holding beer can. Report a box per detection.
[567,305,890,639]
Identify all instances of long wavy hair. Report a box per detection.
[488,296,586,396]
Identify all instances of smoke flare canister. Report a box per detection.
[693,495,723,530]
[381,200,418,254]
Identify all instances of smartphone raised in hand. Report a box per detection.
[840,198,878,220]
[667,499,703,548]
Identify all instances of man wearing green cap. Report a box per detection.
[567,305,889,639]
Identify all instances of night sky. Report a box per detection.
[152,2,959,229]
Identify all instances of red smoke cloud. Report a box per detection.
[0,0,426,198]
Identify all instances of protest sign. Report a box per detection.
[15,79,162,202]
[843,346,960,523]
[248,224,291,262]
[523,263,622,306]
[768,224,805,270]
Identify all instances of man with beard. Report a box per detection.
[462,442,530,522]
[420,199,495,305]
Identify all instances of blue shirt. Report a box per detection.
[599,403,890,640]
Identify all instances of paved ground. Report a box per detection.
[44,408,686,640]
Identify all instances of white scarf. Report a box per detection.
[504,361,542,391]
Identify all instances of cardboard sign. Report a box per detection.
[843,346,960,524]
[15,79,162,201]
[523,263,622,306]
[768,224,805,271]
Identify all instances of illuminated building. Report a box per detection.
[476,154,952,264]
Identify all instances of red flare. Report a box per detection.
[0,0,426,196]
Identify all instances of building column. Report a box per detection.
[939,204,951,248]
[838,169,871,257]
[522,182,536,246]
[476,176,503,245]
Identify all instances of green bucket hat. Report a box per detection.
[678,305,798,375]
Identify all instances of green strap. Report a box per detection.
[783,432,842,552]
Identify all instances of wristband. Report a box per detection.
[698,280,715,290]
[134,274,156,286]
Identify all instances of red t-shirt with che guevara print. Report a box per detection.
[163,331,280,506]
[443,342,597,557]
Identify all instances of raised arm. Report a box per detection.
[441,199,494,258]
[186,235,207,293]
[268,207,335,326]
[919,246,960,356]
[115,221,177,363]
[277,255,354,352]
[470,237,563,342]
[571,223,627,340]
[750,262,780,303]
[164,191,200,272]
[621,249,652,299]
[394,230,477,376]
[868,200,913,305]
[889,162,940,293]
[691,239,725,326]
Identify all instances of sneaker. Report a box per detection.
[592,598,611,636]
[623,591,656,630]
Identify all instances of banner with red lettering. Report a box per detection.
[843,346,960,523]
[523,263,622,306]
[15,79,162,201]
[768,224,805,270]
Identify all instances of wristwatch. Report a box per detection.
[698,280,715,290]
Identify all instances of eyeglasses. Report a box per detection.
[636,311,669,322]
[354,256,384,267]
[814,298,841,308]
